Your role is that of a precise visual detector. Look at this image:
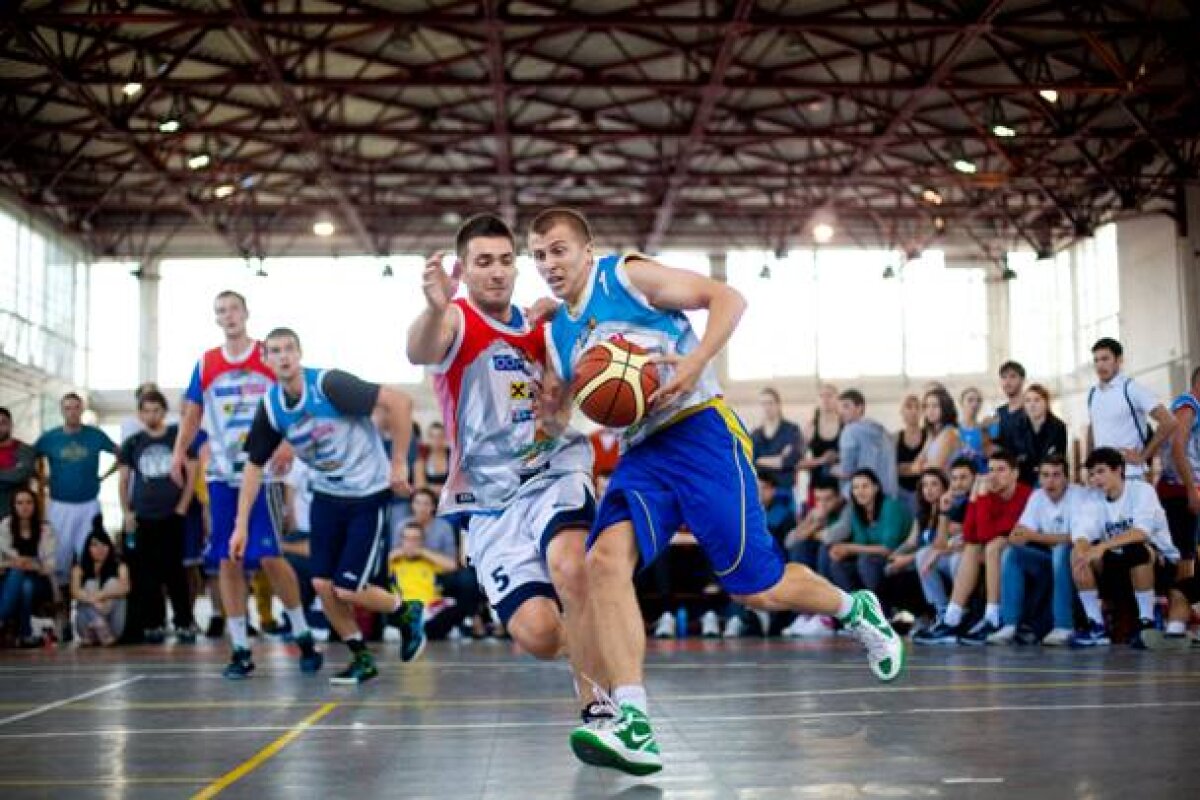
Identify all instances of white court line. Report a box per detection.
[1,698,1197,740]
[0,676,144,727]
[943,778,1005,784]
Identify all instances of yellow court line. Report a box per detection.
[191,702,338,800]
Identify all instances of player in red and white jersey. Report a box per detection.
[407,214,603,727]
[170,290,322,679]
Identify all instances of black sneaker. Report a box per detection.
[176,625,199,645]
[330,651,378,685]
[247,622,260,638]
[222,647,255,680]
[1130,618,1156,650]
[261,619,291,637]
[912,621,959,645]
[389,601,427,663]
[205,616,225,639]
[295,632,324,673]
[958,619,999,646]
[143,627,166,644]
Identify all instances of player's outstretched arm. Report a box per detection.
[407,250,462,365]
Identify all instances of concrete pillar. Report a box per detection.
[985,267,1011,377]
[137,258,160,384]
[709,251,729,383]
[1180,183,1200,382]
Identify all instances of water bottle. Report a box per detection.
[675,607,688,639]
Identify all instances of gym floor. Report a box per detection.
[0,638,1196,799]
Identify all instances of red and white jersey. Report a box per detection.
[432,299,591,516]
[186,342,275,485]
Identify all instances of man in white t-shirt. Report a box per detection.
[990,454,1101,646]
[1086,338,1176,481]
[1070,447,1179,647]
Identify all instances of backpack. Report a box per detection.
[1088,379,1152,447]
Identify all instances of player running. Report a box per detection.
[232,327,426,684]
[529,207,905,776]
[170,291,322,679]
[406,214,605,724]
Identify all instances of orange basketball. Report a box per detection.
[570,337,661,427]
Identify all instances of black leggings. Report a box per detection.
[137,515,195,629]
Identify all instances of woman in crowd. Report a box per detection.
[415,421,451,496]
[1007,384,1068,485]
[825,469,912,612]
[71,528,130,646]
[895,394,927,512]
[800,383,842,506]
[916,387,963,474]
[958,387,989,473]
[908,469,962,624]
[0,487,57,647]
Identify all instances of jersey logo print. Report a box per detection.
[510,381,530,400]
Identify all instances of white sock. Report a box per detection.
[284,606,309,636]
[943,603,964,627]
[228,616,249,650]
[834,591,855,621]
[1166,620,1186,635]
[984,603,1001,627]
[613,685,648,714]
[1134,590,1155,621]
[1079,590,1104,625]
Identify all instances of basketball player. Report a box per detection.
[231,328,426,684]
[529,208,905,775]
[406,214,604,723]
[169,291,322,679]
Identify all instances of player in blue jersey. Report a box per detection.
[529,208,905,775]
[233,328,426,684]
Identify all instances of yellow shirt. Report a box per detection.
[389,556,443,605]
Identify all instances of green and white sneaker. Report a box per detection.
[569,703,663,776]
[329,650,378,686]
[844,590,906,682]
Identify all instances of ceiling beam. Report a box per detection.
[483,0,514,223]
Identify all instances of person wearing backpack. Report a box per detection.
[1086,338,1177,482]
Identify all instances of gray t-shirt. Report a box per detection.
[422,517,459,562]
[838,418,899,497]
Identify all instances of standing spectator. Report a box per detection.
[915,388,962,474]
[0,407,37,521]
[826,469,912,612]
[34,392,117,636]
[834,389,898,497]
[71,528,130,646]
[799,383,842,505]
[1071,447,1180,647]
[958,388,988,473]
[750,388,803,518]
[118,390,200,643]
[894,394,927,513]
[985,361,1027,454]
[914,451,1032,645]
[990,455,1099,646]
[0,487,57,647]
[1155,366,1200,646]
[415,421,451,496]
[1008,384,1068,486]
[1086,337,1177,482]
[118,382,162,445]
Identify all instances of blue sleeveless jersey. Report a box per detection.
[1160,392,1200,485]
[263,367,390,497]
[546,254,722,450]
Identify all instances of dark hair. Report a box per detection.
[1084,446,1125,472]
[8,486,42,544]
[265,327,302,349]
[61,392,83,405]
[1192,365,1200,385]
[948,455,978,475]
[411,487,439,510]
[79,526,120,584]
[760,387,781,404]
[923,387,959,430]
[0,407,11,422]
[839,389,866,409]
[849,468,885,526]
[402,520,425,536]
[1039,453,1069,473]
[916,468,949,532]
[998,360,1026,379]
[1091,337,1123,358]
[429,421,445,432]
[988,449,1019,470]
[528,207,594,243]
[138,389,168,411]
[455,213,516,262]
[810,475,840,494]
[215,289,247,310]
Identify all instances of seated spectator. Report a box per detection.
[412,488,483,638]
[71,528,130,646]
[0,487,57,647]
[1070,447,1181,647]
[915,387,962,474]
[913,450,1031,645]
[914,460,976,628]
[780,477,849,638]
[0,407,37,522]
[990,455,1098,646]
[825,469,912,611]
[1008,384,1068,486]
[894,394,927,512]
[958,388,988,474]
[834,390,898,497]
[388,521,464,640]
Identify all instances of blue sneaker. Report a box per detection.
[222,647,255,680]
[1069,621,1111,648]
[295,632,323,673]
[393,601,426,663]
[958,619,999,646]
[912,621,959,646]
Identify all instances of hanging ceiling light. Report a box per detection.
[213,184,235,199]
[812,223,835,243]
[922,188,943,205]
[122,81,143,97]
[187,153,211,170]
[953,158,977,174]
[1038,89,1059,103]
[313,218,335,237]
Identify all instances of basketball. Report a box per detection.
[571,337,661,427]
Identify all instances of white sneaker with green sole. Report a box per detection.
[845,590,906,682]
[569,703,663,776]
